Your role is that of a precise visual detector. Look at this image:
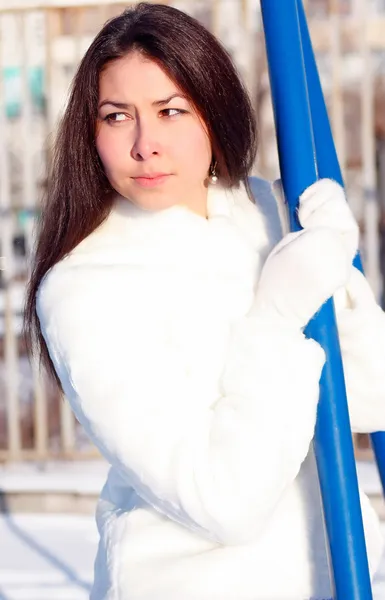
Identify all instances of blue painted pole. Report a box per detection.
[297,0,385,498]
[260,1,373,598]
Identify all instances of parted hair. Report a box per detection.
[24,2,258,385]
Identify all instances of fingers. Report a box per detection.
[298,178,359,261]
[298,179,347,228]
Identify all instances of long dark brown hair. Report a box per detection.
[24,2,258,386]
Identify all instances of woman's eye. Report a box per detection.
[160,108,186,117]
[104,112,128,123]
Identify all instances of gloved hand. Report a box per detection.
[251,178,359,329]
[298,178,359,264]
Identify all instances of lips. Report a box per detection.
[134,173,168,179]
[133,174,171,188]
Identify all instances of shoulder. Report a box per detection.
[36,258,162,381]
[37,257,148,331]
[36,261,108,344]
[37,178,286,327]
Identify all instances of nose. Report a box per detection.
[131,120,161,161]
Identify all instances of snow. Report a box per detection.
[0,461,109,495]
[0,513,96,599]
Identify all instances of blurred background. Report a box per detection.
[0,0,384,598]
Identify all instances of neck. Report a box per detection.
[179,181,209,219]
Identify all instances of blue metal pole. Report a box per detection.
[297,0,385,498]
[260,1,373,598]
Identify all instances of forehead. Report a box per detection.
[99,52,181,100]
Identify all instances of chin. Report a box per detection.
[120,190,180,212]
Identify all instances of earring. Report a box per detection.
[209,162,218,185]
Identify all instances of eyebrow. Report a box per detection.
[98,93,188,110]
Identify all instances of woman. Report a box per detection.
[25,3,385,599]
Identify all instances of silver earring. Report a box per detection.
[209,162,218,185]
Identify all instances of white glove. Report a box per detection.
[251,178,359,329]
[298,178,359,264]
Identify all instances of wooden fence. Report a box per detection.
[0,0,383,461]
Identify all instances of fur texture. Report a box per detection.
[37,177,384,599]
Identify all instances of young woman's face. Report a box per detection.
[96,51,212,217]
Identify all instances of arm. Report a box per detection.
[37,263,324,546]
[295,179,385,432]
[335,267,385,433]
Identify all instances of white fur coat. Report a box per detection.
[37,177,385,600]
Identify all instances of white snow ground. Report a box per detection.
[0,513,96,600]
[0,460,383,600]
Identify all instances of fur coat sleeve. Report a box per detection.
[334,267,385,433]
[270,176,385,434]
[36,180,326,546]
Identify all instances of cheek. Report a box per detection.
[96,128,128,176]
[173,123,211,176]
[95,131,113,174]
